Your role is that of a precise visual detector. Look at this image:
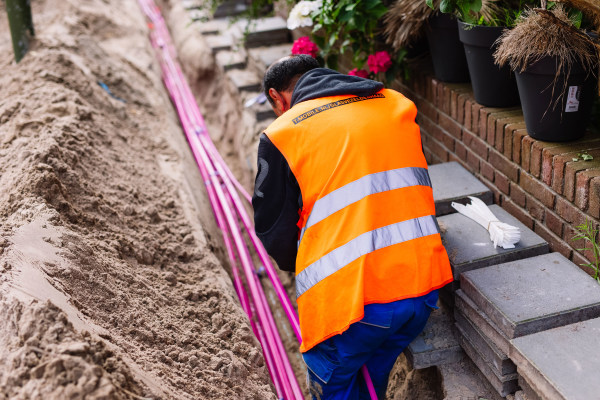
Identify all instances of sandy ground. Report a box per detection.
[0,0,275,398]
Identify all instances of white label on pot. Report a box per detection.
[565,86,580,113]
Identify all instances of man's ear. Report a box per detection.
[268,88,288,116]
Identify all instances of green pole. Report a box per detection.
[6,0,35,63]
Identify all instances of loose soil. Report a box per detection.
[0,0,273,398]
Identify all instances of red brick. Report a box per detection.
[440,130,456,152]
[575,169,600,211]
[510,182,526,207]
[551,154,572,195]
[525,194,545,222]
[521,135,535,172]
[418,114,438,138]
[439,112,462,140]
[571,251,596,278]
[442,86,451,115]
[427,139,449,163]
[533,221,571,259]
[480,176,502,204]
[520,171,555,208]
[457,93,468,125]
[545,209,564,237]
[497,118,526,156]
[480,159,495,181]
[471,103,483,136]
[555,196,589,226]
[463,129,488,159]
[495,170,510,195]
[417,99,438,124]
[455,140,467,163]
[512,129,527,164]
[502,199,534,229]
[590,176,600,218]
[529,141,556,178]
[450,90,459,120]
[464,98,473,132]
[489,149,519,182]
[466,149,481,172]
[564,153,600,202]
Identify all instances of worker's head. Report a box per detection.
[263,54,319,116]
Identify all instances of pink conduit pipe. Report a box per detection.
[139,1,377,398]
[142,6,300,399]
[161,56,300,400]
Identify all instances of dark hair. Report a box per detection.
[263,54,319,106]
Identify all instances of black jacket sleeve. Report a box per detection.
[252,134,302,272]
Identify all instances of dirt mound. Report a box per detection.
[0,0,274,398]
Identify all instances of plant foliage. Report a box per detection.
[572,219,600,283]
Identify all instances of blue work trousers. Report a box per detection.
[302,290,439,400]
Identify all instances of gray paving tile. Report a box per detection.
[205,34,234,52]
[248,44,292,69]
[461,252,600,339]
[429,161,492,216]
[439,204,548,281]
[242,17,290,48]
[455,309,516,375]
[196,18,231,35]
[518,374,543,400]
[404,301,463,369]
[511,318,600,400]
[213,0,248,18]
[456,324,519,397]
[226,69,260,92]
[455,289,511,355]
[215,50,246,70]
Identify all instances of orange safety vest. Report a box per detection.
[265,88,453,352]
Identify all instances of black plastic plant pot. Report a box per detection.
[426,14,470,83]
[458,21,520,107]
[515,56,598,142]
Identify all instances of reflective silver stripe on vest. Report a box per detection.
[296,214,440,298]
[299,167,431,244]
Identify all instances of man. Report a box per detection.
[253,54,453,399]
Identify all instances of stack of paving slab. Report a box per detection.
[456,252,600,398]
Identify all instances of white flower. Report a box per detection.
[287,0,322,30]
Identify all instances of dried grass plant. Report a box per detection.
[495,6,597,73]
[495,5,598,107]
[383,0,502,50]
[556,0,600,28]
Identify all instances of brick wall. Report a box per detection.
[393,71,600,273]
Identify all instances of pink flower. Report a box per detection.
[367,51,392,74]
[291,36,319,58]
[348,68,369,78]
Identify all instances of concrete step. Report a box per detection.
[216,50,247,71]
[205,34,235,53]
[429,161,493,216]
[196,18,231,36]
[461,252,600,339]
[404,301,463,369]
[455,289,511,355]
[247,43,293,75]
[241,92,275,122]
[242,17,291,48]
[189,8,211,22]
[456,323,519,397]
[455,309,516,375]
[213,0,248,18]
[437,357,504,400]
[226,69,261,92]
[439,204,548,282]
[518,374,543,400]
[511,317,600,400]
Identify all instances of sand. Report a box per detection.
[0,0,275,398]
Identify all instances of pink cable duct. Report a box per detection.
[138,1,377,398]
[160,51,300,399]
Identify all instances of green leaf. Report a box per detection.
[338,9,353,23]
[426,0,435,9]
[469,0,482,13]
[440,0,453,14]
[570,10,583,29]
[582,153,593,161]
[313,35,326,48]
[371,4,388,19]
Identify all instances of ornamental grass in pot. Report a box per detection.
[384,0,470,82]
[495,3,599,141]
[443,0,537,107]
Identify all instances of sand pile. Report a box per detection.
[0,0,275,398]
